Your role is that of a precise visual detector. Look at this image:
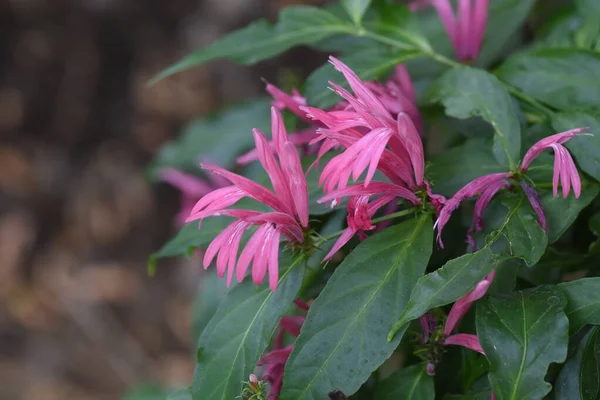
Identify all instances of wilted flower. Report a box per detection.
[187,108,309,290]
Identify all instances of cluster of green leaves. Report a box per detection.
[134,1,600,400]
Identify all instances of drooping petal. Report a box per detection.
[519,181,547,231]
[323,228,355,261]
[267,228,281,291]
[188,186,246,218]
[444,333,484,354]
[520,127,589,171]
[444,270,495,334]
[472,179,511,231]
[252,225,276,286]
[158,168,213,197]
[236,224,269,283]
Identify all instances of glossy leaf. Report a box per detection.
[151,7,353,82]
[280,215,433,400]
[555,326,600,400]
[497,48,600,111]
[192,272,234,341]
[374,364,435,400]
[502,197,547,267]
[425,67,521,167]
[341,0,371,24]
[305,46,422,109]
[192,260,304,400]
[476,286,569,400]
[552,110,600,183]
[559,278,600,333]
[147,99,271,179]
[541,185,600,243]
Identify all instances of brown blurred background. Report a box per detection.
[0,0,324,399]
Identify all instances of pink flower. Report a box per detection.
[520,127,589,199]
[435,173,512,247]
[444,271,495,336]
[158,167,228,226]
[419,0,489,62]
[519,181,547,231]
[258,301,308,399]
[186,107,309,290]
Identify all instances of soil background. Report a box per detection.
[0,1,325,398]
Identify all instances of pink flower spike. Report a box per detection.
[519,181,547,231]
[520,127,589,171]
[435,173,512,247]
[444,333,484,354]
[444,271,495,335]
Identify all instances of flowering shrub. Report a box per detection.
[148,1,600,399]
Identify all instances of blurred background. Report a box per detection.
[0,0,326,398]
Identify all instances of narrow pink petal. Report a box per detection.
[521,127,589,171]
[471,0,489,60]
[271,107,288,156]
[226,221,248,287]
[265,83,311,123]
[323,228,356,261]
[201,163,288,214]
[444,271,495,334]
[432,0,458,51]
[236,224,268,283]
[552,145,561,197]
[394,65,416,104]
[253,129,293,207]
[318,182,420,205]
[189,186,245,216]
[397,113,425,185]
[268,228,281,291]
[444,333,484,354]
[519,181,547,231]
[281,141,309,227]
[203,223,236,269]
[565,150,582,198]
[329,56,390,118]
[457,0,472,60]
[258,345,293,365]
[472,179,511,231]
[252,225,275,286]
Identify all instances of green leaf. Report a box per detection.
[389,195,542,338]
[559,278,600,333]
[148,219,230,273]
[425,67,521,168]
[555,326,600,400]
[497,48,600,111]
[476,286,569,400]
[192,260,304,400]
[280,215,433,400]
[305,46,423,109]
[341,0,371,24]
[192,272,234,341]
[148,99,271,179]
[151,7,353,82]
[540,185,600,243]
[552,110,600,183]
[374,364,435,400]
[501,197,547,267]
[389,247,498,339]
[427,138,506,197]
[477,0,535,67]
[576,0,600,16]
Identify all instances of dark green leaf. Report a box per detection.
[305,46,423,109]
[280,215,433,400]
[425,67,521,168]
[552,110,600,183]
[555,326,600,400]
[192,260,304,400]
[427,139,505,197]
[148,219,230,273]
[341,0,371,24]
[151,7,353,82]
[476,286,569,400]
[374,364,435,400]
[502,197,547,267]
[192,272,234,341]
[389,196,542,338]
[148,99,271,178]
[389,247,498,338]
[477,0,535,67]
[541,185,600,243]
[497,48,600,111]
[365,2,431,52]
[559,278,600,333]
